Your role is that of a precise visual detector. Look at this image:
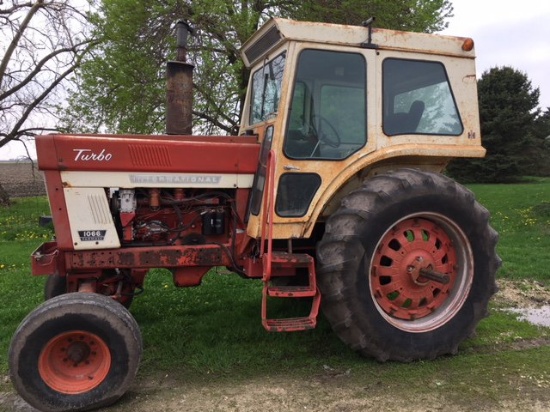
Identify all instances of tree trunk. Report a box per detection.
[0,182,11,206]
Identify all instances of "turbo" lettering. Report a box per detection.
[73,149,113,162]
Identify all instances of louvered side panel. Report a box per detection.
[88,193,112,225]
[129,145,171,167]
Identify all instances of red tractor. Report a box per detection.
[9,18,500,412]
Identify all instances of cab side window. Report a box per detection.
[383,58,463,136]
[250,53,286,125]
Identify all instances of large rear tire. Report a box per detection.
[317,169,500,362]
[9,293,142,412]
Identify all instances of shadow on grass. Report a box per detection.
[132,269,358,379]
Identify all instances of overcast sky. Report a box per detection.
[442,0,550,109]
[1,1,549,160]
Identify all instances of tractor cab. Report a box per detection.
[239,18,484,240]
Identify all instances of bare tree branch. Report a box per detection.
[0,0,96,155]
[0,42,91,101]
[0,1,44,86]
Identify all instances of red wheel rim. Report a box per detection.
[38,331,111,394]
[370,215,473,332]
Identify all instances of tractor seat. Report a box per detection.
[384,100,425,135]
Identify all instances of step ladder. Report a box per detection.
[259,150,321,332]
[261,252,321,332]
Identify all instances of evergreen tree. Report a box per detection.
[447,66,540,183]
[528,108,550,176]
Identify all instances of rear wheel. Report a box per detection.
[317,169,500,362]
[9,293,142,412]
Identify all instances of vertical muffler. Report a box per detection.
[166,21,194,135]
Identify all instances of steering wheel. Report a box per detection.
[312,115,341,148]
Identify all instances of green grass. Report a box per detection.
[133,270,354,376]
[0,197,53,379]
[1,185,550,396]
[469,177,550,281]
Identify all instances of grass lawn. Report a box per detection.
[1,180,550,398]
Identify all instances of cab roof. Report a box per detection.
[240,18,475,67]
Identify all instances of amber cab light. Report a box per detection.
[462,38,474,51]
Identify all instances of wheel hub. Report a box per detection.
[66,341,91,365]
[405,254,451,286]
[405,254,432,285]
[38,331,111,395]
[371,217,458,321]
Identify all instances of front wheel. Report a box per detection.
[317,169,500,362]
[9,293,142,412]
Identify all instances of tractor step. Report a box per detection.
[263,317,317,332]
[266,284,317,298]
[261,252,321,332]
[270,252,312,268]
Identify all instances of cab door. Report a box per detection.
[274,48,372,232]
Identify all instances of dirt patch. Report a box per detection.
[494,278,550,307]
[96,375,549,412]
[2,372,549,412]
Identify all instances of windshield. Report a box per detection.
[283,49,367,160]
[249,52,286,124]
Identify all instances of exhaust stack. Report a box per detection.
[166,21,194,135]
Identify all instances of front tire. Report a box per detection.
[9,293,142,412]
[317,169,500,362]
